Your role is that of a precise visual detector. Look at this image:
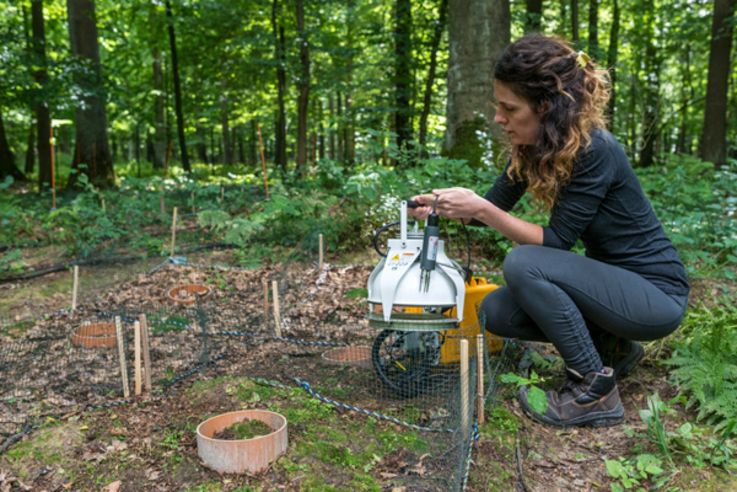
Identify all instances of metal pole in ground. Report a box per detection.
[460,338,470,440]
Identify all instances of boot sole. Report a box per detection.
[522,404,624,428]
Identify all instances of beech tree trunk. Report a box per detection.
[394,0,413,154]
[605,0,620,128]
[165,0,190,172]
[271,0,288,171]
[445,0,509,168]
[525,0,543,33]
[66,0,114,188]
[152,48,166,169]
[295,0,310,173]
[700,0,736,167]
[30,0,52,185]
[418,0,447,152]
[0,112,25,181]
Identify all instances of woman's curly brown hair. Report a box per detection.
[494,34,610,209]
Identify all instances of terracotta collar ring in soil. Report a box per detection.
[321,345,372,369]
[197,409,288,474]
[71,322,117,348]
[167,284,211,305]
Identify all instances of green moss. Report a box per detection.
[2,423,83,479]
[219,419,273,440]
[0,319,34,338]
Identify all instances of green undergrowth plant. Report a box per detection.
[608,393,737,491]
[664,304,737,428]
[499,371,547,415]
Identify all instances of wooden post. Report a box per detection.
[139,314,153,393]
[318,233,324,270]
[476,334,485,425]
[101,196,106,212]
[256,123,269,198]
[170,207,178,256]
[271,280,282,337]
[191,190,195,214]
[115,316,130,398]
[133,321,142,396]
[460,338,469,440]
[220,186,224,203]
[160,194,165,214]
[50,126,56,210]
[71,265,79,312]
[262,278,269,324]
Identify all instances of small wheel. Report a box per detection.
[371,330,442,397]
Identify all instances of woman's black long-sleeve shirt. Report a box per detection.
[482,128,690,297]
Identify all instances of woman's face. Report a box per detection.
[493,80,541,146]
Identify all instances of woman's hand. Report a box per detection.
[430,187,484,220]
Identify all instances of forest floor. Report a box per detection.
[1,248,736,491]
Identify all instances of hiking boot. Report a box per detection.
[593,334,645,380]
[518,367,624,427]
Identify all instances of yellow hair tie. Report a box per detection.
[576,50,591,68]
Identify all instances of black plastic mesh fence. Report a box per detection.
[0,261,510,491]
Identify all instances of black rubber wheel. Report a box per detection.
[371,329,442,397]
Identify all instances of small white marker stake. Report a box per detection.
[272,280,282,338]
[134,321,142,396]
[318,233,324,270]
[139,314,153,393]
[71,265,79,312]
[170,207,178,256]
[115,316,130,399]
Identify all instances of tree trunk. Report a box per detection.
[195,124,208,164]
[25,123,35,175]
[295,0,310,174]
[317,98,325,160]
[419,0,447,154]
[588,0,599,59]
[271,0,288,172]
[394,0,413,154]
[699,0,736,167]
[328,94,336,160]
[165,0,190,172]
[605,0,619,128]
[32,0,51,187]
[571,0,579,44]
[336,92,344,162]
[66,0,114,188]
[446,0,509,168]
[152,49,166,168]
[676,49,693,154]
[0,112,25,181]
[220,83,233,165]
[638,0,660,167]
[525,0,543,33]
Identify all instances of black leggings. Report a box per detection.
[481,245,688,375]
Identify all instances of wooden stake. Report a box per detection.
[71,265,79,312]
[134,321,142,396]
[101,196,106,212]
[50,126,56,209]
[476,334,485,425]
[271,280,282,338]
[318,233,324,270]
[256,123,270,199]
[460,338,470,440]
[160,194,165,214]
[115,316,130,398]
[139,314,153,393]
[170,207,178,256]
[220,186,224,203]
[262,278,269,324]
[191,190,195,214]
